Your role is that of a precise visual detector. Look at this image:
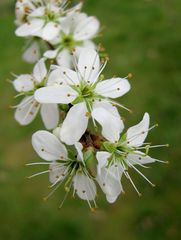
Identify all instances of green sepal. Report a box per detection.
[103,141,117,153]
[84,147,97,177]
[118,133,127,146]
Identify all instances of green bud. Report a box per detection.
[59,104,69,112]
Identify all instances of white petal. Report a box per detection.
[42,22,60,41]
[56,49,72,68]
[32,130,67,161]
[33,58,47,83]
[95,78,131,99]
[15,19,44,36]
[106,195,119,203]
[48,66,79,86]
[35,85,77,104]
[60,103,89,145]
[29,6,45,17]
[96,151,111,175]
[15,96,40,125]
[126,151,156,165]
[13,74,34,92]
[96,167,122,203]
[92,102,124,142]
[49,162,68,184]
[40,104,59,130]
[78,48,100,83]
[73,172,96,201]
[126,113,150,147]
[74,16,100,41]
[74,40,96,57]
[23,41,40,64]
[44,49,59,59]
[75,142,84,162]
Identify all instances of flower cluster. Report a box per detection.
[12,0,167,210]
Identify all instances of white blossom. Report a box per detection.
[44,12,100,67]
[96,113,166,197]
[35,48,131,145]
[15,0,83,41]
[13,58,59,129]
[30,130,97,209]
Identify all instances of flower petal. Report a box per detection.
[32,130,67,161]
[15,96,40,125]
[48,65,80,86]
[78,48,100,83]
[42,22,60,41]
[13,74,34,92]
[35,85,77,104]
[56,49,72,68]
[44,49,59,59]
[40,104,59,130]
[75,142,84,162]
[33,58,47,83]
[126,151,156,165]
[60,103,89,145]
[96,151,111,175]
[23,41,40,64]
[74,40,96,57]
[95,78,131,99]
[74,16,100,41]
[15,19,44,36]
[96,166,122,203]
[92,101,124,142]
[73,172,96,201]
[49,162,68,184]
[29,6,45,17]
[126,113,150,147]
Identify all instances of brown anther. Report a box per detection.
[85,112,91,118]
[128,73,133,79]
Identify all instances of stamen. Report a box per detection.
[125,171,142,197]
[58,191,69,209]
[26,162,51,166]
[87,51,99,82]
[43,181,63,202]
[128,162,155,187]
[27,170,50,179]
[91,61,107,86]
[109,100,132,112]
[137,144,169,150]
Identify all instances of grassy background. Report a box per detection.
[0,0,180,239]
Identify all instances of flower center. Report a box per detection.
[44,9,58,22]
[81,85,94,99]
[60,34,83,50]
[62,35,74,48]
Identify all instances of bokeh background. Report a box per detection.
[0,0,180,239]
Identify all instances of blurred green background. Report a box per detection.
[0,0,180,239]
